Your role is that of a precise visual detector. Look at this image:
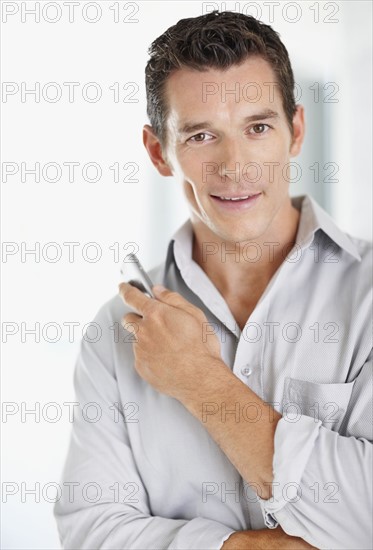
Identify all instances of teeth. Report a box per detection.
[219,195,250,201]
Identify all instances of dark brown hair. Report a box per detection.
[145,10,297,146]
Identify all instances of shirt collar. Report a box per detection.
[294,194,361,261]
[163,194,361,280]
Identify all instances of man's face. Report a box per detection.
[160,56,304,244]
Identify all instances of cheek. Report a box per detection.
[181,180,212,222]
[172,148,200,181]
[260,137,288,161]
[177,154,208,196]
[183,155,207,183]
[259,139,291,184]
[182,179,203,208]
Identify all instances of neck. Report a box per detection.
[192,197,301,298]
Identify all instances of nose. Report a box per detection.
[218,140,239,183]
[218,139,249,184]
[219,162,240,183]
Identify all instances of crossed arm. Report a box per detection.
[120,282,281,500]
[53,284,371,548]
[118,283,372,549]
[118,284,313,548]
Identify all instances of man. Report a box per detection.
[54,11,372,549]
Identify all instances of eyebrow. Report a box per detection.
[178,109,280,135]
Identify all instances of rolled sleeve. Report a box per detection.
[258,352,373,550]
[258,415,321,531]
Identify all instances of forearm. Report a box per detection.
[221,527,318,550]
[260,416,373,549]
[182,359,281,500]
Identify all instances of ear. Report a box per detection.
[289,105,305,157]
[143,125,173,177]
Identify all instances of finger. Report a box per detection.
[121,312,142,340]
[152,285,204,318]
[118,282,152,316]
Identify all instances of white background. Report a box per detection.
[1,1,372,548]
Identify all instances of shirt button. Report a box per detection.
[241,365,252,377]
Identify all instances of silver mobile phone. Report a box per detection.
[120,253,154,298]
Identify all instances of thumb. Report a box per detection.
[152,285,183,306]
[152,285,197,313]
[152,284,167,296]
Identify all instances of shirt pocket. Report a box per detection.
[282,377,355,432]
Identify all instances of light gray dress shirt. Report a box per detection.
[54,194,372,550]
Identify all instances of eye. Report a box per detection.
[187,132,213,143]
[248,123,271,135]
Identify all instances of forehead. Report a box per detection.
[164,56,282,127]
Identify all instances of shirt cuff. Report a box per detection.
[169,517,236,550]
[258,415,322,528]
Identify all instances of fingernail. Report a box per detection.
[153,284,166,293]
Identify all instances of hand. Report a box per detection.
[221,527,318,550]
[118,282,226,401]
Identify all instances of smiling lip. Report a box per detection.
[210,191,262,211]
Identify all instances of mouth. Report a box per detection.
[209,192,262,210]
